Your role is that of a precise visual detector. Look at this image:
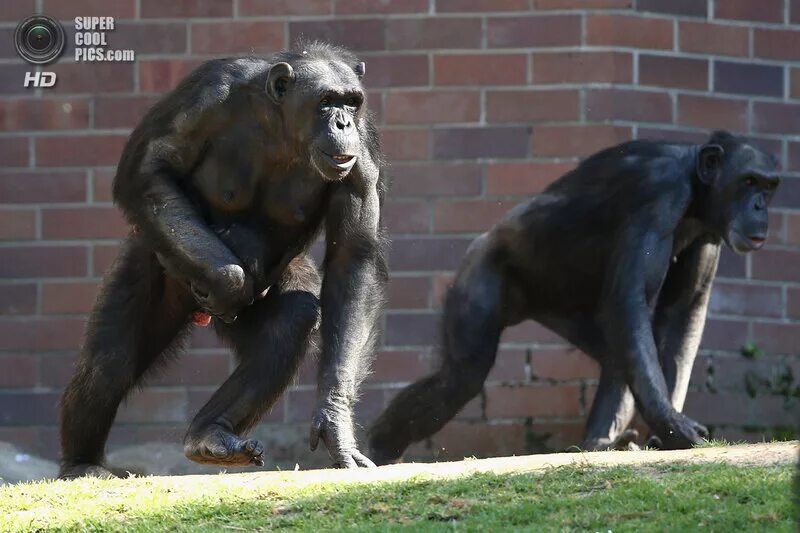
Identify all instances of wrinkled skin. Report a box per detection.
[58,43,387,479]
[369,131,779,463]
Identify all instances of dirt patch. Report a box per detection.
[161,441,798,489]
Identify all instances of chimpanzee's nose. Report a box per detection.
[336,117,352,130]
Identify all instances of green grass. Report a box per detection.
[0,462,794,532]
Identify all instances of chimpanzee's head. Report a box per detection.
[265,43,367,181]
[696,130,780,254]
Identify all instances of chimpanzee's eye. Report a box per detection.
[346,96,359,108]
[320,97,331,107]
[744,176,757,187]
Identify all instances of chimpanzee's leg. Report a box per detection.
[59,235,195,479]
[369,242,507,465]
[581,365,639,451]
[183,255,321,467]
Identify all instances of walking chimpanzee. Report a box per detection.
[59,42,388,478]
[369,131,779,463]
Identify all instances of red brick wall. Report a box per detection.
[0,0,798,466]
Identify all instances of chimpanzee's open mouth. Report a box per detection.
[321,151,357,170]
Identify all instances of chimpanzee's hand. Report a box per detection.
[309,405,376,468]
[191,264,254,323]
[655,412,708,450]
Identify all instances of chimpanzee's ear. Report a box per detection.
[697,144,724,185]
[266,62,295,105]
[353,62,365,79]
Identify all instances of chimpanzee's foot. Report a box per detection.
[184,424,265,467]
[578,429,641,452]
[58,463,118,480]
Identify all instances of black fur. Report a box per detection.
[369,131,780,463]
[59,42,388,478]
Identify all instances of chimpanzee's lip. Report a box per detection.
[748,235,766,249]
[321,151,357,170]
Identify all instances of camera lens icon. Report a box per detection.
[15,15,65,65]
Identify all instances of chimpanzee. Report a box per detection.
[58,42,388,479]
[369,131,780,463]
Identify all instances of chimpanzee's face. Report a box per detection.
[698,140,780,254]
[271,59,366,181]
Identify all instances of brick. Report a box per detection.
[488,349,528,382]
[0,65,29,95]
[752,250,800,282]
[290,20,385,52]
[114,23,187,55]
[337,0,425,13]
[486,161,573,196]
[117,389,188,423]
[533,51,632,84]
[533,125,632,158]
[93,245,120,276]
[430,421,527,460]
[0,318,84,351]
[50,62,134,94]
[639,55,708,91]
[587,14,673,50]
[755,29,800,62]
[0,210,36,241]
[385,312,439,346]
[139,59,204,93]
[390,237,472,271]
[433,127,531,159]
[0,98,90,131]
[240,0,330,15]
[0,247,87,279]
[365,55,429,87]
[531,349,600,380]
[383,201,431,233]
[486,90,579,123]
[368,350,429,382]
[192,22,285,55]
[586,89,672,124]
[485,384,581,418]
[0,284,36,315]
[0,393,59,425]
[390,163,483,197]
[637,0,707,17]
[1,0,35,21]
[716,0,784,23]
[502,320,566,344]
[0,355,38,388]
[754,102,800,135]
[151,352,232,386]
[438,0,528,11]
[42,282,101,314]
[94,95,160,129]
[679,21,749,57]
[435,54,527,86]
[637,127,707,144]
[141,0,232,17]
[716,246,746,278]
[536,0,630,7]
[379,128,430,161]
[387,277,431,309]
[791,69,800,99]
[0,137,29,168]
[701,319,749,352]
[487,15,581,48]
[715,61,783,97]
[788,288,800,319]
[794,0,800,23]
[677,95,748,132]
[434,200,514,232]
[384,91,480,124]
[709,282,783,318]
[36,135,127,167]
[43,0,135,19]
[92,170,115,203]
[788,213,800,245]
[766,212,785,246]
[387,18,482,50]
[0,171,86,204]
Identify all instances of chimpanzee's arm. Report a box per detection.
[113,95,253,321]
[601,217,707,449]
[653,237,720,411]
[310,167,387,468]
